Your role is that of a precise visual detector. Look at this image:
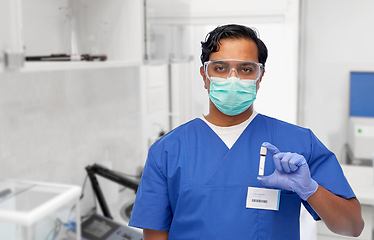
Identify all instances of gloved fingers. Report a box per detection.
[262,142,280,156]
[288,153,301,172]
[273,153,284,173]
[280,152,293,173]
[279,153,305,173]
[296,154,307,167]
[273,151,307,173]
[257,175,271,186]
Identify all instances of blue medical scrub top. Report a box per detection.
[129,114,355,240]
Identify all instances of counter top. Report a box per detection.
[341,164,374,205]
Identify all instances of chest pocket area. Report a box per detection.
[278,190,301,221]
[256,190,302,239]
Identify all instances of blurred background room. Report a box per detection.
[1,0,374,239]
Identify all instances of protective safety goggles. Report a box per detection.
[204,59,264,81]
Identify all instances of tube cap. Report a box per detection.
[260,146,267,156]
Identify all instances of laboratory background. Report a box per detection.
[0,0,374,239]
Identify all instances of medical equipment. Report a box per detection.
[0,179,81,240]
[258,146,267,177]
[348,117,374,162]
[347,72,374,163]
[85,164,139,220]
[83,164,141,240]
[81,214,142,240]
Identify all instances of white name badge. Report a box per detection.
[246,187,280,211]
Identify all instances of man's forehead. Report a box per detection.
[209,38,259,62]
[209,59,258,65]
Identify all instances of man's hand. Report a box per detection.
[257,142,318,201]
[257,142,364,237]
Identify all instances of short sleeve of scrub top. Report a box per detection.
[128,148,172,230]
[301,130,355,220]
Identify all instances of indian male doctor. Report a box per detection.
[129,24,364,239]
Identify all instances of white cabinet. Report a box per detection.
[1,0,193,72]
[144,0,193,130]
[145,0,191,63]
[0,0,24,70]
[25,0,144,63]
[1,0,144,72]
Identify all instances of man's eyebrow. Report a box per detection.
[240,61,256,66]
[212,60,228,65]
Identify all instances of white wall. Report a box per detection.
[139,64,170,158]
[299,0,374,162]
[0,66,144,214]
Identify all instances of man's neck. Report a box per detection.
[204,101,254,127]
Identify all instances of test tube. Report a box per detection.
[258,146,267,178]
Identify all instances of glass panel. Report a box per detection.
[0,179,69,212]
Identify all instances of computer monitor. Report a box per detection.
[350,72,374,117]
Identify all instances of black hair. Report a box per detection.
[200,24,268,67]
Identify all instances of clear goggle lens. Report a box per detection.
[204,59,264,80]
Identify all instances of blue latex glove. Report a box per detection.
[257,142,318,201]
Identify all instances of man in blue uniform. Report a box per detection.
[129,24,364,239]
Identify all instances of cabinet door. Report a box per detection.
[0,0,24,70]
[0,0,23,53]
[21,0,143,63]
[145,0,191,63]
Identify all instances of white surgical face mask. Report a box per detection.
[208,77,257,116]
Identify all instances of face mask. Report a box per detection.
[208,77,257,116]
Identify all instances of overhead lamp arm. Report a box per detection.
[85,164,139,219]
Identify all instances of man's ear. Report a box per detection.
[200,66,208,89]
[256,69,265,92]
